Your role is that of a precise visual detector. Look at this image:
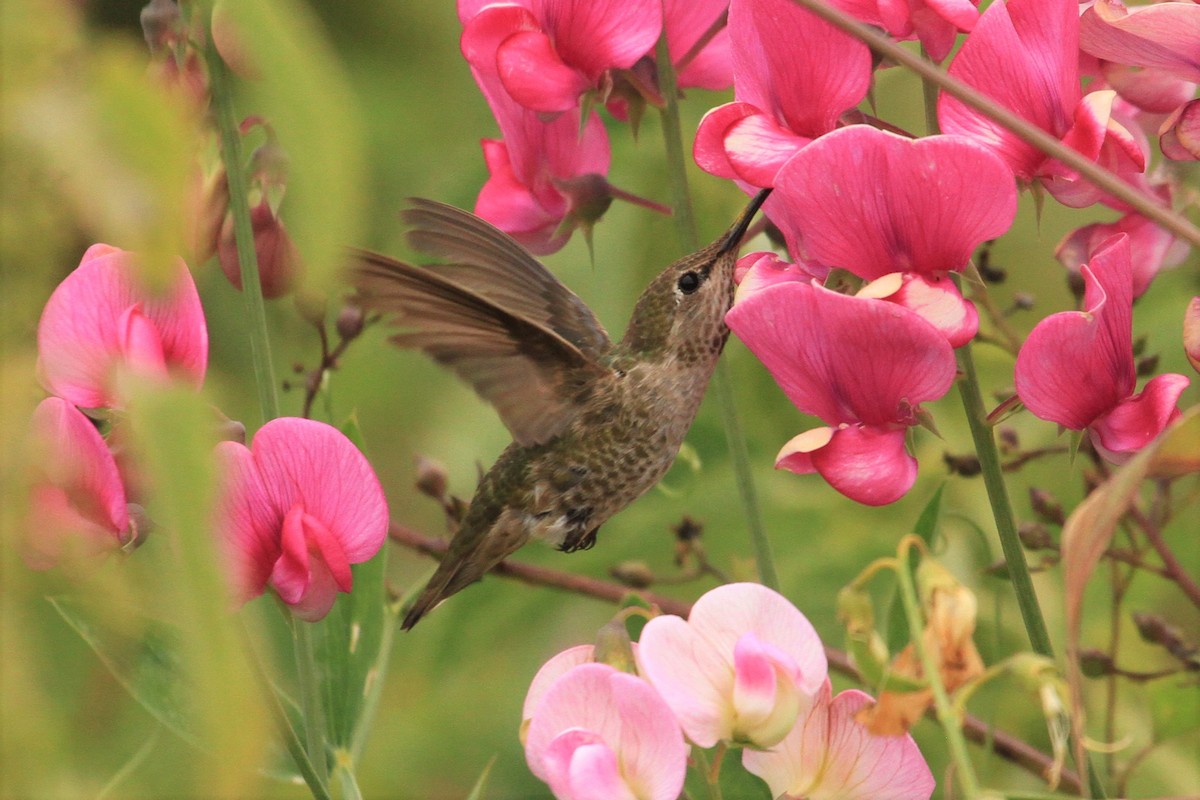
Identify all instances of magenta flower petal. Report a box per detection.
[727,281,957,427]
[861,273,980,348]
[1015,235,1135,430]
[744,683,935,800]
[37,244,207,409]
[724,113,812,188]
[664,0,732,90]
[1081,0,1200,83]
[807,425,919,507]
[1186,297,1200,374]
[772,127,1016,280]
[1056,207,1186,298]
[1161,99,1200,161]
[542,0,661,79]
[475,139,571,254]
[694,102,760,181]
[637,583,827,747]
[27,398,130,568]
[734,251,824,302]
[214,441,281,601]
[1042,89,1146,208]
[497,29,593,114]
[1090,373,1190,461]
[525,663,686,800]
[939,0,1081,179]
[730,0,872,140]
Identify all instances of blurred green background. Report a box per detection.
[2,1,1198,797]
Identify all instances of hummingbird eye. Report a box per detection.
[677,271,701,294]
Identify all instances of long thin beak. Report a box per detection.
[717,188,772,256]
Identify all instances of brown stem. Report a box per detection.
[1127,502,1200,609]
[388,522,1082,793]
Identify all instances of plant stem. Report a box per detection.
[956,345,1053,657]
[895,539,982,798]
[691,746,724,800]
[205,35,280,422]
[291,617,330,789]
[654,35,778,591]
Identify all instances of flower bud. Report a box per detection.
[592,619,637,674]
[1078,648,1114,679]
[218,201,302,298]
[414,455,449,502]
[140,0,182,53]
[336,304,365,341]
[1018,521,1054,551]
[1029,488,1064,526]
[943,452,981,477]
[609,560,654,589]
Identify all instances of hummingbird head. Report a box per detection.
[621,190,770,362]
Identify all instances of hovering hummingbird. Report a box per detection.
[353,191,769,629]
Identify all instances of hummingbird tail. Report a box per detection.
[400,557,475,630]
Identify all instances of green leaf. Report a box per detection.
[314,416,396,758]
[465,754,497,800]
[48,596,195,742]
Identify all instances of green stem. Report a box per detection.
[955,346,1052,657]
[205,33,280,422]
[690,746,724,800]
[291,617,330,789]
[654,35,778,591]
[896,538,982,798]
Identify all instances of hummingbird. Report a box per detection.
[352,190,769,629]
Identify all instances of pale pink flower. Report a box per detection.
[768,126,1017,347]
[26,398,131,569]
[742,681,935,800]
[215,418,388,621]
[727,276,957,505]
[460,0,662,116]
[693,0,872,188]
[938,0,1146,208]
[524,663,687,800]
[37,244,207,409]
[1015,234,1190,463]
[636,583,827,748]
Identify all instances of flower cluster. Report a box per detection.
[456,0,733,252]
[697,0,1196,504]
[28,243,386,621]
[521,584,935,800]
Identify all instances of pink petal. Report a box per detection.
[724,113,812,188]
[665,0,732,90]
[525,664,686,800]
[638,583,827,747]
[734,251,824,302]
[269,505,353,615]
[1042,90,1147,208]
[37,245,207,409]
[272,504,315,605]
[475,139,572,255]
[1081,0,1200,83]
[694,102,761,181]
[1102,63,1198,114]
[214,441,280,601]
[927,0,980,33]
[540,729,607,800]
[774,428,833,477]
[809,424,920,506]
[731,632,807,747]
[541,0,662,80]
[1055,210,1185,298]
[938,0,1080,179]
[744,683,935,800]
[729,0,872,139]
[523,645,597,722]
[772,127,1016,279]
[1186,297,1200,374]
[1160,99,1200,161]
[861,272,980,348]
[564,742,638,800]
[250,418,389,564]
[1015,235,1135,429]
[27,398,129,568]
[726,280,957,426]
[497,29,592,114]
[1090,372,1190,461]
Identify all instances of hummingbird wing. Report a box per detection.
[353,249,609,447]
[400,199,611,360]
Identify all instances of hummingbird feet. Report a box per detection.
[559,507,598,552]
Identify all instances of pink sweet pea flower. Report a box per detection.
[27,398,132,569]
[636,583,827,748]
[524,663,687,800]
[215,418,388,621]
[938,0,1146,209]
[37,244,207,409]
[1160,99,1200,161]
[460,0,662,116]
[768,126,1017,347]
[693,0,872,188]
[727,276,957,505]
[662,0,733,93]
[460,3,615,254]
[742,681,935,800]
[1015,234,1190,463]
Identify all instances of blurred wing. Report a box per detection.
[402,199,611,359]
[353,251,606,446]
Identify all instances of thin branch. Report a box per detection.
[1127,502,1200,609]
[388,522,1082,793]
